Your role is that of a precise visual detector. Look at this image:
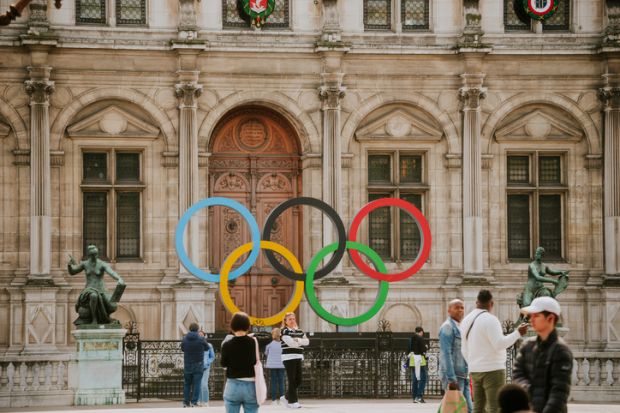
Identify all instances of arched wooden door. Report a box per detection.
[209,106,302,332]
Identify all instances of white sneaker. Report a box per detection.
[280,396,287,405]
[288,402,301,409]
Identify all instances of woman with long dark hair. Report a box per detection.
[280,312,309,409]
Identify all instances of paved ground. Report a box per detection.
[3,400,620,413]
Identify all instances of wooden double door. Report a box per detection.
[209,107,302,331]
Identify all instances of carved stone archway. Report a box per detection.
[208,106,302,331]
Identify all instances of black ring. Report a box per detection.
[262,197,347,282]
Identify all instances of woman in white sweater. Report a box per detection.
[280,312,309,409]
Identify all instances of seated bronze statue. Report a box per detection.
[68,245,125,326]
[517,246,569,310]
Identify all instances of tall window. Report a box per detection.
[82,151,143,260]
[504,0,570,32]
[364,0,429,31]
[506,153,565,260]
[222,0,290,29]
[367,152,426,261]
[76,0,146,25]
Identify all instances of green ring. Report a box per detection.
[305,241,389,326]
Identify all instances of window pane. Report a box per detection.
[400,155,422,184]
[539,195,562,259]
[117,192,140,258]
[539,156,561,185]
[116,153,140,182]
[83,192,107,258]
[508,194,530,259]
[117,0,146,25]
[369,193,391,259]
[400,194,422,260]
[504,0,530,31]
[368,155,391,184]
[402,0,429,30]
[222,0,289,29]
[543,0,569,31]
[83,153,108,182]
[507,156,529,185]
[364,0,391,30]
[76,0,106,24]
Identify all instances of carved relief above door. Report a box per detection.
[209,106,301,332]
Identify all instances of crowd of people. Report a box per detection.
[181,289,571,413]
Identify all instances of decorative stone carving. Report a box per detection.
[238,119,268,150]
[24,79,54,104]
[604,0,620,47]
[27,0,49,34]
[175,82,203,108]
[355,108,443,141]
[178,0,198,39]
[495,109,584,142]
[458,0,486,48]
[599,86,620,110]
[319,84,346,110]
[67,105,160,139]
[459,86,487,110]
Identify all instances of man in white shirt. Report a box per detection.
[460,290,528,413]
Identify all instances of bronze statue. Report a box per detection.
[68,245,125,326]
[517,246,569,310]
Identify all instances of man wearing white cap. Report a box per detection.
[513,297,573,413]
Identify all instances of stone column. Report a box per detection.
[25,66,54,279]
[459,74,486,275]
[319,73,345,250]
[175,77,202,276]
[599,77,620,277]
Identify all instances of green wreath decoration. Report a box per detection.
[523,0,558,21]
[242,0,276,27]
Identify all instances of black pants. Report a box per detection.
[284,359,302,403]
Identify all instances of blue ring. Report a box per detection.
[175,197,260,283]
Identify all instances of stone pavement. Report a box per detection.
[2,400,620,413]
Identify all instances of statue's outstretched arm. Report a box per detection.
[103,263,124,285]
[67,256,84,275]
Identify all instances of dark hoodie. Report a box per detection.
[181,331,209,367]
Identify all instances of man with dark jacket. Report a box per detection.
[181,322,209,407]
[409,326,428,403]
[513,297,573,413]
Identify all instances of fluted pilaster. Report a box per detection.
[599,76,620,276]
[319,72,345,259]
[25,68,54,278]
[176,80,202,276]
[459,74,486,275]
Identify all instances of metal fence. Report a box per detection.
[122,330,514,401]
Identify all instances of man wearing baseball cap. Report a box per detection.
[513,297,573,413]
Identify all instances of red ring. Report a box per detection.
[527,0,554,16]
[348,198,431,282]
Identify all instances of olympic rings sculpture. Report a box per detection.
[175,196,431,326]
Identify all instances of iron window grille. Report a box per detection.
[222,0,290,29]
[401,0,429,31]
[364,0,392,30]
[504,0,529,31]
[367,152,426,261]
[116,0,146,26]
[76,0,107,25]
[506,153,566,260]
[82,151,143,260]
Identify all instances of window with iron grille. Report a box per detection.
[116,0,146,25]
[364,0,391,30]
[76,0,107,24]
[401,0,429,30]
[504,0,529,31]
[222,0,290,29]
[82,151,143,260]
[506,153,565,260]
[368,152,426,261]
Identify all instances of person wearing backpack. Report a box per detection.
[513,297,573,413]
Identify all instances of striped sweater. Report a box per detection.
[280,327,309,361]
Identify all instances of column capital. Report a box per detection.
[319,73,345,110]
[25,78,54,104]
[175,82,202,108]
[599,87,620,110]
[459,86,486,110]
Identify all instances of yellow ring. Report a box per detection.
[219,241,305,326]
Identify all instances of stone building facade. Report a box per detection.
[0,0,619,402]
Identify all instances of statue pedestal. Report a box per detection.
[69,328,126,406]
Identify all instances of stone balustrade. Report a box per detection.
[0,354,74,408]
[570,352,620,402]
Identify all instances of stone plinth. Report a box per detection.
[69,328,126,405]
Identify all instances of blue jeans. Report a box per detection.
[411,365,428,400]
[183,362,204,406]
[269,368,285,401]
[199,366,211,404]
[442,377,473,413]
[224,378,259,413]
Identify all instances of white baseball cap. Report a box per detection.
[520,296,561,316]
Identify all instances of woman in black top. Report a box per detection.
[221,312,259,413]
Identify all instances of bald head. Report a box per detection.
[448,299,465,322]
